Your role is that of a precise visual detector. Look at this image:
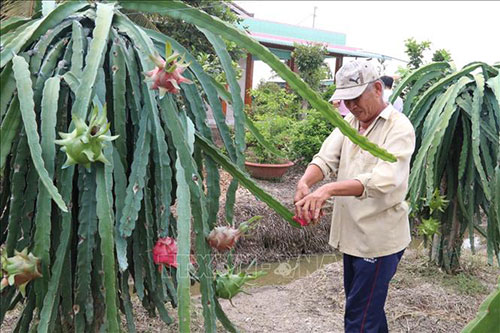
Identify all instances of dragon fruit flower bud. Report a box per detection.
[55,104,118,169]
[1,248,42,296]
[215,269,266,305]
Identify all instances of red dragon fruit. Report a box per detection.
[145,42,192,97]
[292,209,325,227]
[152,237,196,272]
[152,237,178,270]
[207,216,262,252]
[1,248,42,296]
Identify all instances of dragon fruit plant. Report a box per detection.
[207,216,262,252]
[1,248,42,297]
[0,1,393,332]
[55,104,118,169]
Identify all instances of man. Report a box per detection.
[380,75,403,112]
[294,59,415,332]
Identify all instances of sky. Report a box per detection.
[234,1,500,84]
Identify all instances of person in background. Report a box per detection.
[380,75,403,112]
[330,98,350,117]
[294,59,415,332]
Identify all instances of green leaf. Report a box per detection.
[110,36,128,168]
[71,2,114,120]
[470,74,491,201]
[33,75,60,307]
[33,38,67,108]
[38,167,75,333]
[74,167,98,331]
[1,62,16,120]
[408,63,483,127]
[0,97,21,174]
[200,29,245,225]
[0,16,31,35]
[175,117,193,332]
[5,133,29,256]
[1,1,88,67]
[118,112,151,270]
[391,62,450,104]
[12,55,67,212]
[70,20,86,76]
[30,20,72,74]
[214,297,238,333]
[96,163,120,333]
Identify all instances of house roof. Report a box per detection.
[237,17,396,61]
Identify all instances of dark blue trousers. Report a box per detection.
[343,249,404,333]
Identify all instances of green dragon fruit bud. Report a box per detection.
[1,248,43,296]
[215,268,266,306]
[55,104,118,169]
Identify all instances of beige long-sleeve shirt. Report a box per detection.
[310,105,415,258]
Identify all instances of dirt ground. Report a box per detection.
[2,165,499,332]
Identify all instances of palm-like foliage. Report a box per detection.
[1,1,395,331]
[393,62,500,272]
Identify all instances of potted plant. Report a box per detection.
[245,112,295,180]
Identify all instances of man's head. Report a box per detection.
[331,59,386,124]
[331,59,381,100]
[380,75,394,90]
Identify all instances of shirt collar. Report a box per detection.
[378,104,393,120]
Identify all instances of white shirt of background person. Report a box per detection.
[380,75,403,113]
[383,89,403,112]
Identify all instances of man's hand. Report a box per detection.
[295,185,331,224]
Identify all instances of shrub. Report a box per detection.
[248,81,300,119]
[321,84,336,102]
[245,113,294,163]
[289,109,336,164]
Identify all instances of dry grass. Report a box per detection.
[216,165,335,267]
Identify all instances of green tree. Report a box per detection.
[432,48,453,62]
[292,42,329,91]
[404,37,431,69]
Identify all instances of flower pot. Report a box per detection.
[244,161,294,180]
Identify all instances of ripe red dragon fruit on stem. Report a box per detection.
[152,237,196,273]
[207,216,262,252]
[145,41,192,97]
[1,248,42,296]
[152,237,178,270]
